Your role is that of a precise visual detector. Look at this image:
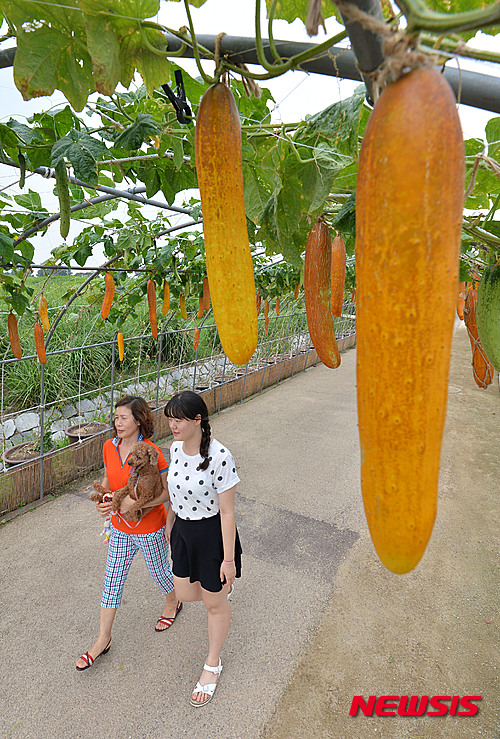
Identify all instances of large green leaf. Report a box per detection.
[51,131,108,186]
[113,114,162,150]
[82,8,122,95]
[4,0,95,113]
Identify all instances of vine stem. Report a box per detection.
[394,0,500,34]
[182,0,216,85]
[420,33,500,65]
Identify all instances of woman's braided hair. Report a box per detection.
[164,390,211,470]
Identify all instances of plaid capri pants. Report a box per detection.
[101,524,174,608]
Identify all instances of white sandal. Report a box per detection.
[189,659,222,707]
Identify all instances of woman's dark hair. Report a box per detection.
[164,390,211,470]
[114,395,154,439]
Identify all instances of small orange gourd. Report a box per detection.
[38,295,50,331]
[8,311,22,359]
[34,322,47,364]
[101,272,115,320]
[117,332,125,361]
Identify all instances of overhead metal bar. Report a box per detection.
[0,30,499,113]
[161,32,500,114]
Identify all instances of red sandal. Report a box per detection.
[76,639,112,671]
[155,601,183,632]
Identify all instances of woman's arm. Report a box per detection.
[219,485,237,586]
[95,471,113,518]
[165,503,176,543]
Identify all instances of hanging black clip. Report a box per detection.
[161,70,192,124]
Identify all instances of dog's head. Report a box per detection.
[128,441,159,470]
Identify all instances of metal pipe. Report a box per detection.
[0,34,499,112]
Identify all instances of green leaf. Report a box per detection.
[118,25,170,96]
[14,190,45,213]
[332,192,356,231]
[114,114,161,150]
[73,241,93,267]
[298,87,366,158]
[465,137,486,157]
[264,0,337,28]
[51,130,108,186]
[485,117,500,159]
[0,232,14,263]
[243,163,269,223]
[82,3,122,96]
[0,123,21,160]
[7,119,46,147]
[13,24,94,111]
[171,137,184,170]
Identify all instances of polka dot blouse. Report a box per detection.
[167,439,240,521]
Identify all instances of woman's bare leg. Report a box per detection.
[75,606,116,669]
[191,586,231,705]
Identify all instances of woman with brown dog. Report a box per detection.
[76,395,181,671]
[164,390,242,706]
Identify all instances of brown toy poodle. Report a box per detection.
[91,441,164,522]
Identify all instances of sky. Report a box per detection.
[0,0,498,265]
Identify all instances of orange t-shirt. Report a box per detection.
[103,437,168,535]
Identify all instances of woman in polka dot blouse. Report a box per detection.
[165,390,242,707]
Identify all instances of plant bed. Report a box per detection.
[2,440,52,467]
[148,397,170,411]
[65,421,111,445]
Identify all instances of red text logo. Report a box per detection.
[349,695,481,717]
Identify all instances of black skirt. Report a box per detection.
[170,512,242,593]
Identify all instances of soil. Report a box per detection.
[67,422,107,435]
[262,322,499,739]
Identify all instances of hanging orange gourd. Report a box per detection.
[38,295,50,331]
[117,332,125,361]
[304,220,340,369]
[202,276,211,312]
[180,294,187,320]
[464,287,494,388]
[456,281,466,320]
[195,82,257,365]
[264,299,270,335]
[8,311,22,359]
[101,272,115,320]
[196,297,204,319]
[34,322,47,364]
[194,327,201,351]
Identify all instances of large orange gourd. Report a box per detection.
[195,82,258,365]
[356,66,465,574]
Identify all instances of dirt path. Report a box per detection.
[262,322,499,739]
